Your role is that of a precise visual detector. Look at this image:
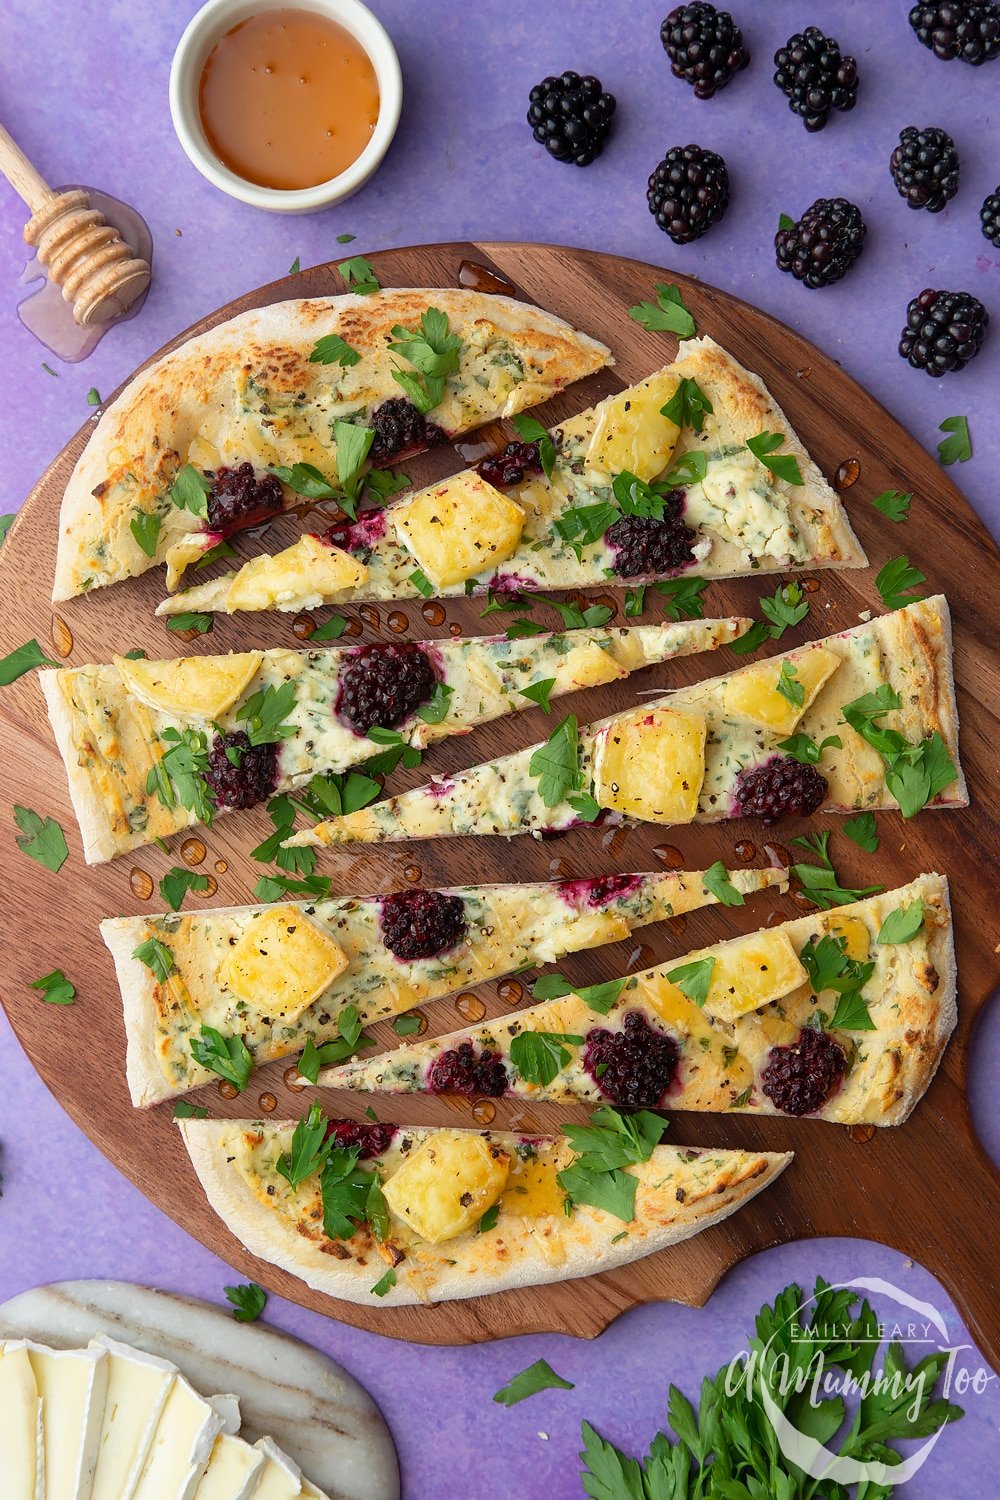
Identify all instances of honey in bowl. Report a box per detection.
[199,8,380,191]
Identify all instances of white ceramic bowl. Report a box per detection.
[169,0,402,214]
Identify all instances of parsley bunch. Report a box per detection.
[389,306,462,413]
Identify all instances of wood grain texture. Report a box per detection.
[1,242,998,1351]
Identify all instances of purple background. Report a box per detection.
[1,2,998,1495]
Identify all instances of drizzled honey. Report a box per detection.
[199,9,380,191]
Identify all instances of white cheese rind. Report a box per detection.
[250,1438,304,1500]
[132,1373,227,1500]
[87,1335,178,1500]
[26,1341,108,1500]
[0,1341,43,1500]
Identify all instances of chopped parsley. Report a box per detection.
[190,1025,253,1090]
[29,968,75,1005]
[627,282,696,339]
[843,811,879,852]
[776,660,804,707]
[759,581,809,636]
[798,933,875,1030]
[557,1107,668,1223]
[224,1282,267,1322]
[511,412,557,480]
[875,555,926,611]
[665,956,715,1008]
[937,414,971,465]
[776,732,841,766]
[159,866,211,911]
[840,685,957,817]
[389,306,462,413]
[170,464,212,519]
[870,488,913,523]
[654,575,707,620]
[660,375,713,432]
[0,639,58,686]
[146,727,213,823]
[173,1101,208,1119]
[528,713,582,807]
[309,333,361,367]
[235,680,298,746]
[409,568,434,598]
[791,831,883,911]
[132,935,175,983]
[310,613,349,641]
[130,510,162,558]
[509,1030,584,1086]
[518,677,556,714]
[415,681,454,724]
[530,974,626,1014]
[277,1101,332,1186]
[338,255,380,294]
[878,899,924,945]
[745,431,804,486]
[166,611,213,635]
[268,462,338,499]
[493,1359,575,1406]
[702,862,744,907]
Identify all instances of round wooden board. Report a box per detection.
[1,242,998,1352]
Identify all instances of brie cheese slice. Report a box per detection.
[0,1341,43,1500]
[87,1335,177,1500]
[132,1373,227,1500]
[251,1438,304,1500]
[191,1433,266,1500]
[26,1342,108,1500]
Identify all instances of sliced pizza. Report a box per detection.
[158,335,866,617]
[39,616,744,863]
[178,1111,791,1306]
[52,288,613,601]
[290,596,965,851]
[324,874,955,1128]
[102,864,787,1107]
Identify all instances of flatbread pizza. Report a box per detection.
[179,1111,791,1307]
[102,865,787,1107]
[39,616,745,863]
[325,874,955,1128]
[290,596,965,850]
[53,289,613,601]
[159,335,867,617]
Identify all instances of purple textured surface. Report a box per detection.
[0,2,998,1496]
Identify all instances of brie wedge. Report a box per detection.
[132,1373,228,1500]
[26,1341,109,1500]
[87,1335,177,1500]
[191,1433,266,1500]
[0,1341,43,1500]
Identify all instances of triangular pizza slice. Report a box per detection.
[323,874,955,1128]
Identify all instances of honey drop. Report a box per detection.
[197,874,218,899]
[283,1065,308,1091]
[669,913,688,936]
[343,617,363,637]
[218,1080,238,1100]
[652,843,684,868]
[258,1092,278,1113]
[471,1098,496,1125]
[547,856,574,879]
[403,864,422,883]
[802,576,821,594]
[359,604,380,632]
[764,909,787,928]
[734,839,756,863]
[387,610,409,634]
[627,942,654,972]
[792,889,817,912]
[458,259,518,296]
[764,843,793,868]
[129,867,154,901]
[848,1122,875,1144]
[497,978,524,1006]
[292,612,316,639]
[181,836,207,866]
[448,622,463,638]
[214,859,228,874]
[421,601,447,627]
[50,615,73,658]
[834,458,861,491]
[455,992,486,1023]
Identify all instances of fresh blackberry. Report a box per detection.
[607,502,696,578]
[325,1119,397,1158]
[660,3,751,98]
[890,127,960,213]
[734,756,828,824]
[476,440,543,488]
[380,889,467,961]
[204,730,277,811]
[336,642,438,734]
[428,1042,509,1097]
[367,398,446,465]
[980,186,1000,246]
[773,27,859,131]
[206,463,284,537]
[583,1011,679,1109]
[647,144,730,243]
[527,71,617,166]
[760,1026,846,1116]
[908,1,1000,63]
[898,288,989,375]
[774,198,867,289]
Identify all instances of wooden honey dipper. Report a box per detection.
[0,123,151,326]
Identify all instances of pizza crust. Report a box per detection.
[179,1120,791,1307]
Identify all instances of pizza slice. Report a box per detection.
[324,873,955,1128]
[102,864,787,1107]
[39,615,744,863]
[158,335,866,618]
[290,596,965,851]
[52,288,612,601]
[178,1110,791,1306]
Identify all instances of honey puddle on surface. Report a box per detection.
[199,8,380,190]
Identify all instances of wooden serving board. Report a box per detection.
[1,242,998,1352]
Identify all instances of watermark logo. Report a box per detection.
[723,1276,994,1486]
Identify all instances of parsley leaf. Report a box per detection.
[277,1101,332,1186]
[529,713,582,807]
[370,1268,397,1297]
[309,333,361,367]
[132,935,175,983]
[409,568,434,598]
[29,968,75,1005]
[147,727,213,823]
[336,232,356,244]
[392,1014,422,1036]
[840,687,958,817]
[493,1359,575,1407]
[878,899,924,944]
[791,831,883,911]
[538,596,614,630]
[235,680,298,745]
[875,555,926,611]
[660,376,713,432]
[196,540,237,569]
[224,1282,267,1322]
[130,510,162,557]
[746,430,804,486]
[510,1030,584,1086]
[624,586,646,617]
[660,450,707,489]
[728,619,772,656]
[665,956,715,1007]
[254,872,333,904]
[829,987,877,1031]
[627,282,696,339]
[654,576,707,620]
[170,464,212,518]
[310,613,348,641]
[415,681,454,724]
[511,413,557,480]
[519,677,556,714]
[505,616,547,639]
[558,1107,668,1222]
[759,581,808,637]
[389,307,462,414]
[159,866,211,911]
[702,862,744,907]
[776,732,841,765]
[166,611,213,635]
[13,805,68,872]
[333,419,375,503]
[87,387,102,406]
[338,255,380,294]
[364,467,410,503]
[268,462,338,500]
[288,256,300,274]
[871,488,913,523]
[321,1145,374,1239]
[843,811,879,852]
[0,514,15,544]
[173,1100,208,1119]
[776,660,804,707]
[937,414,971,465]
[190,1025,253,1090]
[568,791,602,822]
[0,639,58,685]
[529,974,626,1014]
[477,1203,500,1234]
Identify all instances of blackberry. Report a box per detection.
[476,440,543,488]
[206,464,284,537]
[336,642,438,734]
[607,502,696,578]
[760,1026,846,1116]
[773,27,859,131]
[898,288,989,375]
[982,187,1000,246]
[735,756,827,824]
[527,71,617,166]
[367,399,446,465]
[428,1042,509,1097]
[890,127,960,213]
[204,730,277,811]
[908,1,1000,63]
[660,3,751,98]
[380,889,467,961]
[325,1118,397,1159]
[647,144,730,243]
[774,198,867,289]
[583,1011,679,1109]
